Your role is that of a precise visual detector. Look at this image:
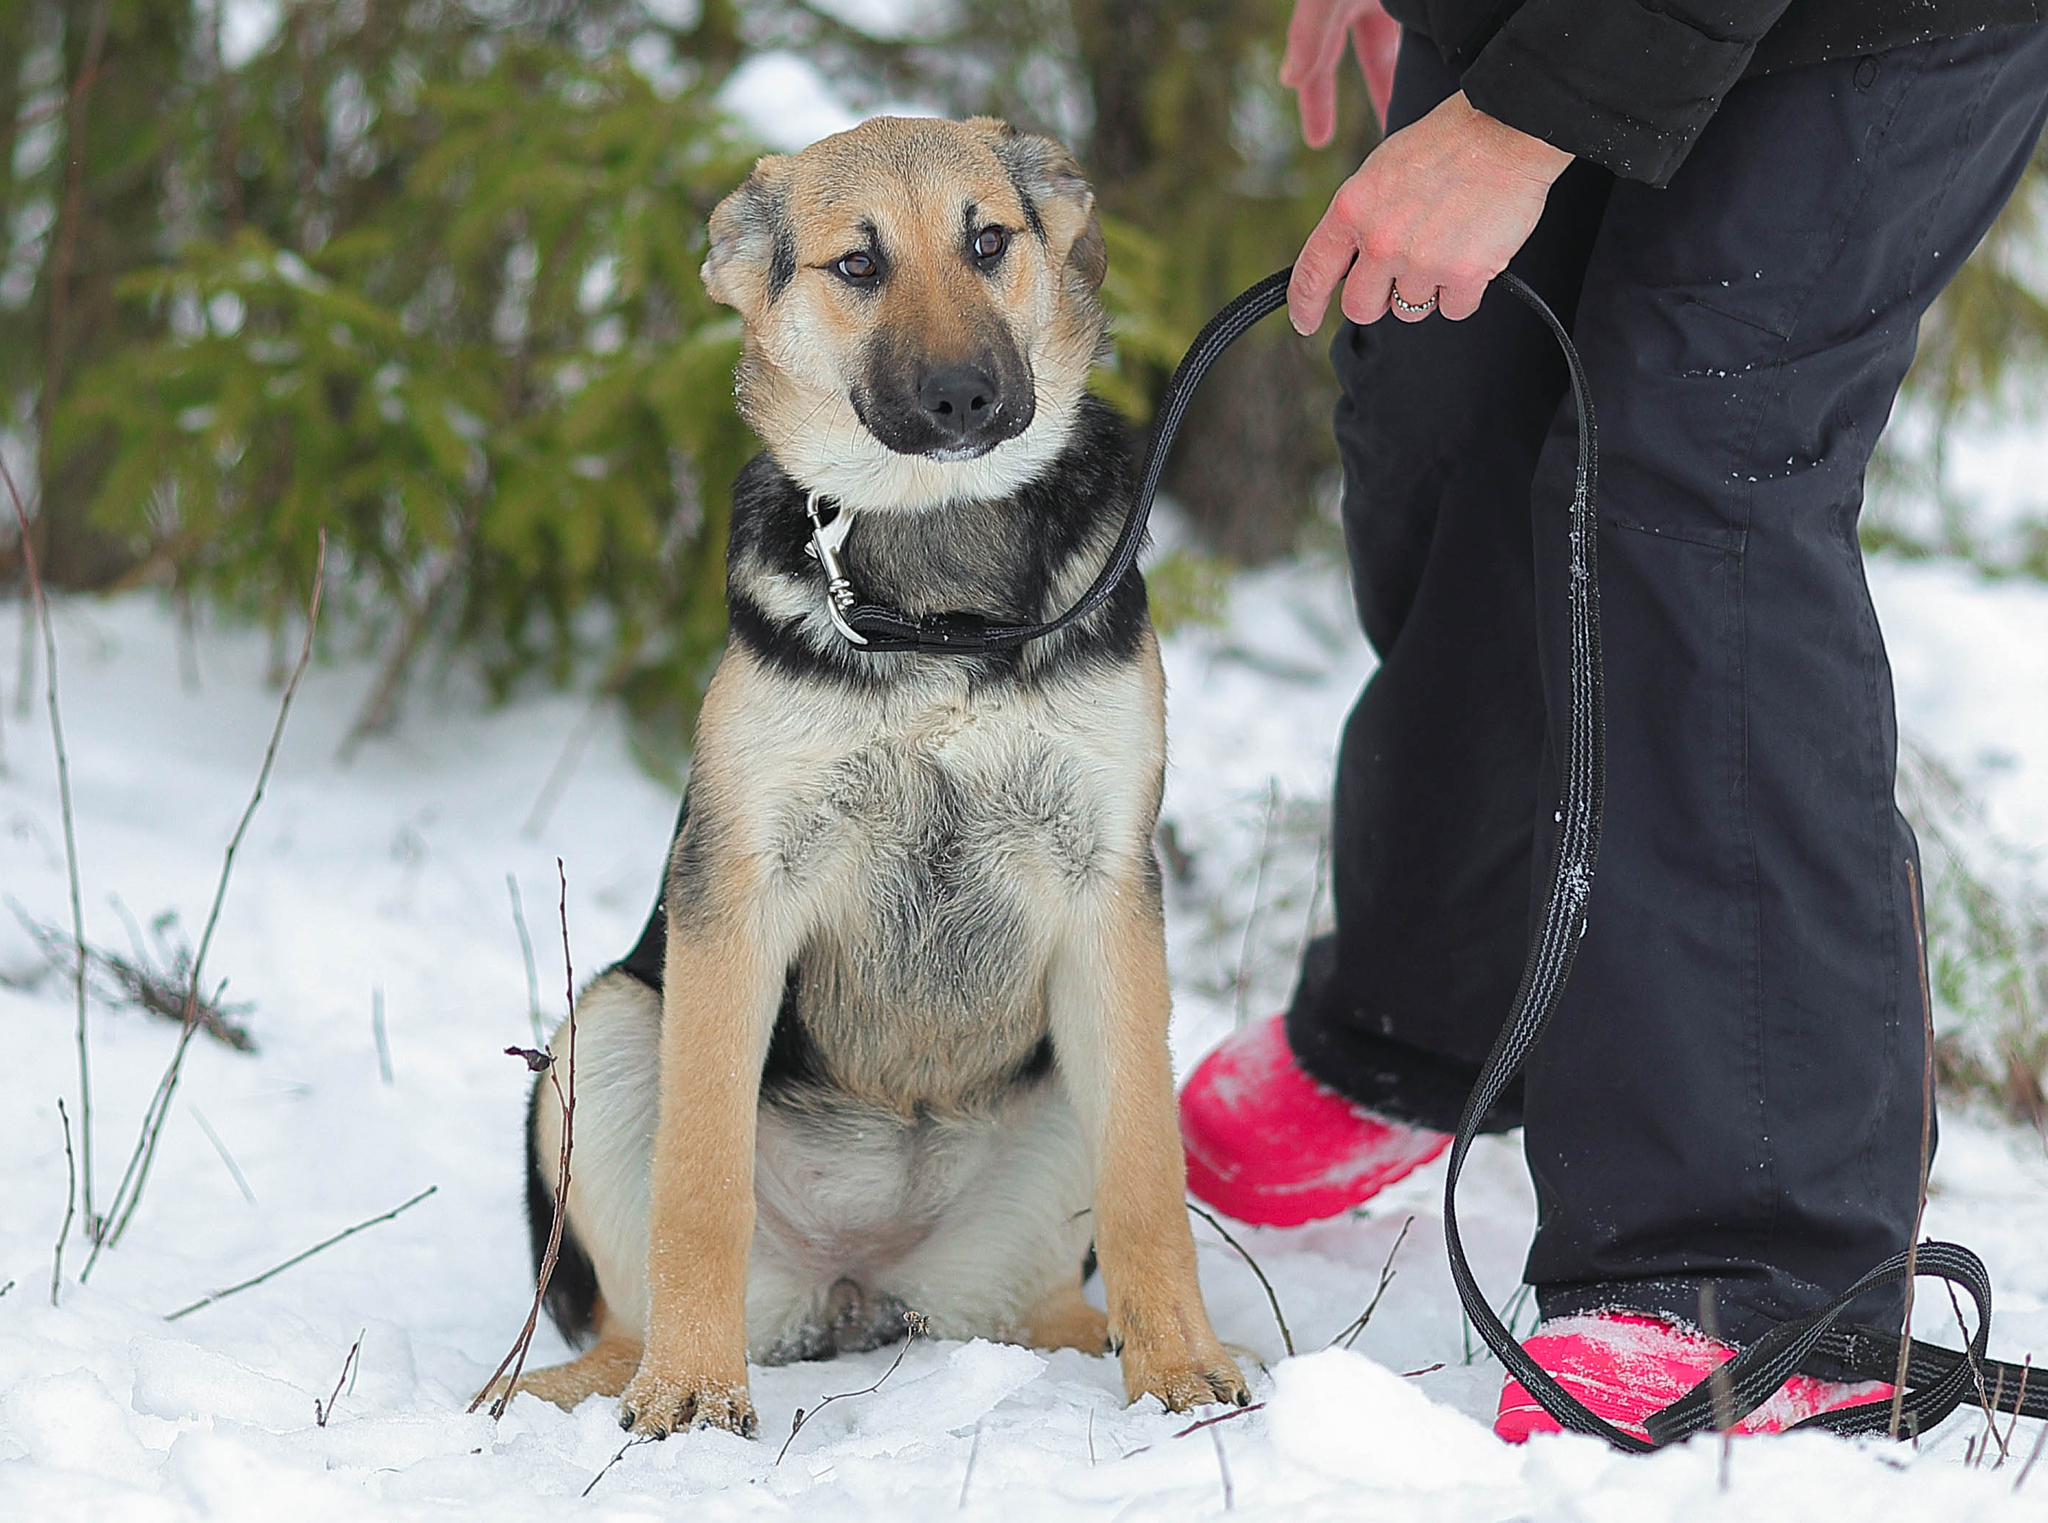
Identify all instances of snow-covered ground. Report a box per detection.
[0,521,2045,1518]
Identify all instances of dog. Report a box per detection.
[494,115,1248,1438]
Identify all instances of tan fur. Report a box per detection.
[509,117,1244,1439]
[1022,1284,1111,1355]
[705,118,1106,513]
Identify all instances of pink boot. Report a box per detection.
[1178,1013,1451,1227]
[1493,1312,1896,1443]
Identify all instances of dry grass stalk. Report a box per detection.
[6,902,256,1053]
[1331,1216,1414,1350]
[87,530,326,1276]
[1232,781,1280,1028]
[1698,1284,1735,1489]
[1187,1202,1294,1358]
[371,987,393,1085]
[187,1105,256,1205]
[958,1419,983,1508]
[1893,858,1937,1440]
[51,1099,76,1306]
[2,455,95,1249]
[472,860,578,1418]
[165,1185,438,1321]
[774,1309,931,1463]
[314,1331,365,1426]
[506,873,543,1047]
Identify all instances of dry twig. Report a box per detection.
[1174,1402,1266,1438]
[87,531,326,1275]
[371,987,393,1085]
[1944,1279,2007,1464]
[507,873,542,1047]
[165,1185,438,1321]
[472,860,578,1417]
[1330,1216,1414,1350]
[314,1331,365,1426]
[1699,1284,1735,1491]
[3,455,94,1249]
[1892,858,1937,1441]
[2015,1419,2048,1493]
[958,1419,983,1508]
[775,1310,930,1463]
[1232,781,1280,1028]
[582,1435,655,1497]
[51,1099,76,1306]
[1187,1202,1294,1357]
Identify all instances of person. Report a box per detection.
[1176,0,2048,1442]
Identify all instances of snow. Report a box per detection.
[0,524,2045,1518]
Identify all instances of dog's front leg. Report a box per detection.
[616,847,790,1439]
[1048,864,1248,1413]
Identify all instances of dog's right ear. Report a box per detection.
[702,155,796,318]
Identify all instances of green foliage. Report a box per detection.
[1871,139,2048,580]
[52,16,759,756]
[1899,744,2048,1132]
[1144,546,1233,634]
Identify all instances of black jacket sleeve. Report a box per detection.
[1457,2,1797,185]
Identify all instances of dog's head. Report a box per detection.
[703,116,1107,511]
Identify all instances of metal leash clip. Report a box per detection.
[804,491,868,646]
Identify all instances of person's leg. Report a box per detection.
[1281,33,1614,1134]
[1519,23,2048,1348]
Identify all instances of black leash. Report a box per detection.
[830,266,2045,1443]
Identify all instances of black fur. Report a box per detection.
[727,394,1148,689]
[526,1074,602,1347]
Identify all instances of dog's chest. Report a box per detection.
[759,682,1136,1105]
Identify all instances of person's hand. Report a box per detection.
[1287,91,1572,334]
[1279,0,1401,140]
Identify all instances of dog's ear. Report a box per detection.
[702,154,796,317]
[970,119,1106,293]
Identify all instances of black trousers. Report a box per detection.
[1286,24,2048,1345]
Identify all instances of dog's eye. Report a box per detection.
[971,226,1008,264]
[834,251,879,283]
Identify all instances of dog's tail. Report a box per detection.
[525,1073,601,1346]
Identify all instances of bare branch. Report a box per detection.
[1892,857,1937,1440]
[507,873,542,1048]
[472,859,578,1416]
[581,1435,656,1497]
[165,1185,438,1321]
[89,533,326,1273]
[1330,1216,1413,1350]
[314,1331,365,1426]
[51,1099,76,1305]
[2,455,94,1250]
[1188,1202,1293,1357]
[775,1310,930,1463]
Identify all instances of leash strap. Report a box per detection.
[829,261,2041,1442]
[829,270,1298,653]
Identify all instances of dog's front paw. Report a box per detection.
[618,1363,757,1438]
[1119,1336,1249,1413]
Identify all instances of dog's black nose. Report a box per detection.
[918,365,1000,441]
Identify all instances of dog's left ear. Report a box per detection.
[702,154,796,318]
[971,119,1106,293]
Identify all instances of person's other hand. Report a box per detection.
[1287,91,1571,334]
[1280,0,1401,141]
